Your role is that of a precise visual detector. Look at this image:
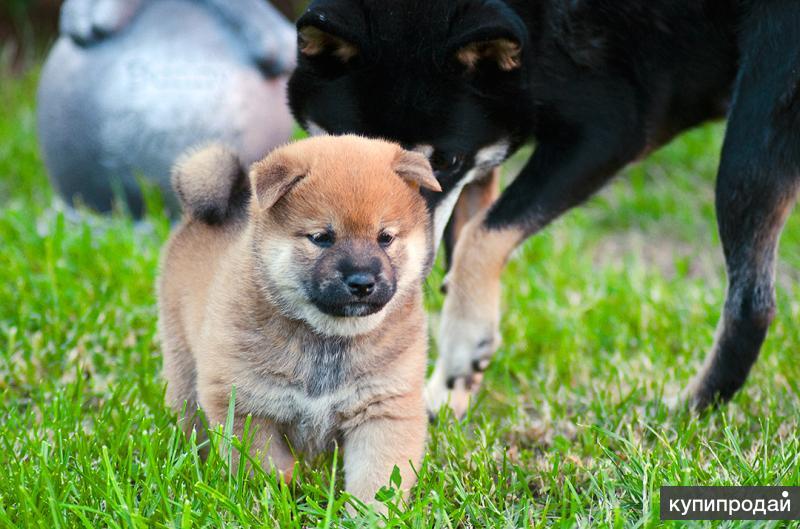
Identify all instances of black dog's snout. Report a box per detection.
[345,272,376,298]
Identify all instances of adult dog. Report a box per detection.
[288,0,800,416]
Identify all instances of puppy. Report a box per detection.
[157,135,440,506]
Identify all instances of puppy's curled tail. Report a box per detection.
[171,144,250,225]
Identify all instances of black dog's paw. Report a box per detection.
[425,371,484,422]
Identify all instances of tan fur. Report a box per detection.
[171,144,244,222]
[393,150,442,193]
[450,168,500,248]
[456,39,521,72]
[299,26,359,62]
[158,136,433,509]
[426,212,524,417]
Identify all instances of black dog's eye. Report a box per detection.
[308,231,335,248]
[430,151,464,173]
[377,231,395,248]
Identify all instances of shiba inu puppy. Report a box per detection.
[158,135,440,506]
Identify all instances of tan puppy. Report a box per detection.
[158,135,440,507]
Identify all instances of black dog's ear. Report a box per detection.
[296,0,366,63]
[447,0,528,72]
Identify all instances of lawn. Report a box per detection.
[2,64,800,529]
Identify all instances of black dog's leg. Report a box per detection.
[426,127,643,417]
[688,0,800,411]
[442,169,500,274]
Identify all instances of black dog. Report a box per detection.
[288,0,800,415]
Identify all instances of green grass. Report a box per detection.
[2,65,800,529]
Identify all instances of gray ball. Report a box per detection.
[37,0,296,217]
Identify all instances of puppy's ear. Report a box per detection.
[447,0,527,73]
[394,150,441,193]
[297,0,365,63]
[249,155,307,210]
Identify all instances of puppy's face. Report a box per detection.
[288,0,532,246]
[302,228,396,319]
[249,135,440,337]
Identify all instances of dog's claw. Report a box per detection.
[425,369,483,420]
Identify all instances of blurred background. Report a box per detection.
[1,0,308,68]
[2,0,313,217]
[1,0,61,68]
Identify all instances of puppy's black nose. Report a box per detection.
[345,273,376,298]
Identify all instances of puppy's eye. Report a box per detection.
[430,151,464,174]
[307,231,335,248]
[377,231,395,248]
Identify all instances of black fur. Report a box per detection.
[288,0,800,410]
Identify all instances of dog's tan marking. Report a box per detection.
[456,39,521,72]
[427,212,524,417]
[299,26,358,62]
[450,168,500,247]
[443,214,523,329]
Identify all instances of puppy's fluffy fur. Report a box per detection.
[158,136,440,506]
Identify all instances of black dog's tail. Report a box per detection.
[171,144,251,225]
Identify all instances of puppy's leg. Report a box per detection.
[687,1,800,410]
[427,119,643,418]
[343,413,426,511]
[201,390,294,479]
[231,415,295,481]
[161,329,201,435]
[443,168,501,271]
